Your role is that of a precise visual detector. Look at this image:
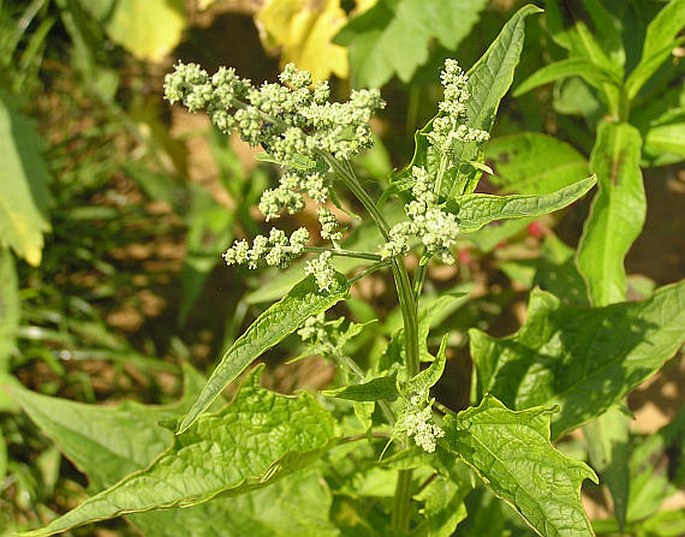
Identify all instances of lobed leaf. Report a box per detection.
[0,91,52,266]
[19,366,338,537]
[577,121,645,306]
[447,175,596,234]
[179,273,349,433]
[442,395,597,537]
[470,280,685,439]
[334,0,488,88]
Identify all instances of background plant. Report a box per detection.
[2,1,685,536]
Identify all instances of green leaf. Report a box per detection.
[334,0,489,88]
[179,274,349,433]
[441,395,597,537]
[470,280,685,439]
[86,0,187,62]
[584,407,630,532]
[413,474,469,537]
[626,0,685,100]
[0,248,19,369]
[577,121,645,307]
[485,132,589,194]
[404,5,541,199]
[448,175,597,233]
[126,469,339,537]
[406,336,447,395]
[5,364,207,491]
[514,58,621,97]
[19,366,337,537]
[643,122,685,165]
[0,91,52,266]
[323,373,398,402]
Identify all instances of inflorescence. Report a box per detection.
[165,58,485,291]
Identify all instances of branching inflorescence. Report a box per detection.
[164,58,481,452]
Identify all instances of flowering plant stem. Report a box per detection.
[321,151,419,531]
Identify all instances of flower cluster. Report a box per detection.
[164,61,384,165]
[380,166,460,263]
[317,208,342,246]
[394,395,445,453]
[258,171,329,222]
[427,59,490,154]
[222,228,309,270]
[304,251,336,291]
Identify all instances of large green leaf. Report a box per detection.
[0,91,52,266]
[405,5,541,199]
[625,0,685,100]
[334,0,488,88]
[577,122,645,307]
[441,396,597,537]
[179,273,349,433]
[447,175,596,233]
[19,366,337,537]
[485,132,589,194]
[78,0,186,62]
[126,469,339,537]
[470,280,685,439]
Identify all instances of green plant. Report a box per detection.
[4,4,685,537]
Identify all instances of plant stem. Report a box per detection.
[304,246,381,262]
[322,152,420,532]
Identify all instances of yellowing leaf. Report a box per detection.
[104,0,185,62]
[256,0,349,80]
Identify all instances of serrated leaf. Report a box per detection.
[470,280,685,439]
[405,5,541,199]
[180,274,349,433]
[19,366,338,537]
[323,373,398,402]
[485,132,589,195]
[577,121,645,307]
[99,0,185,62]
[334,0,488,88]
[643,122,685,165]
[0,91,52,266]
[442,395,597,537]
[256,0,349,81]
[626,0,685,100]
[447,175,596,233]
[514,58,621,97]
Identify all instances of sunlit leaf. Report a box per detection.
[334,0,488,88]
[18,366,337,537]
[577,121,645,306]
[180,273,349,433]
[470,280,685,439]
[0,91,52,266]
[442,396,597,536]
[256,0,349,81]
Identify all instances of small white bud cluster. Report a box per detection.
[427,59,490,153]
[394,395,445,454]
[297,312,328,344]
[380,167,460,263]
[304,251,336,292]
[258,171,329,222]
[317,208,342,246]
[222,228,309,270]
[163,62,385,166]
